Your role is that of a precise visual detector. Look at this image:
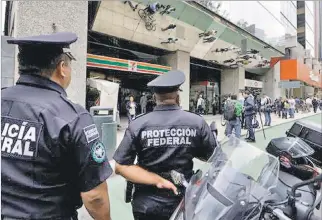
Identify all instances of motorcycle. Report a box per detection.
[169,122,321,220]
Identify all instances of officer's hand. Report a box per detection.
[156,178,178,195]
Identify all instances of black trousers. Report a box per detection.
[212,104,217,115]
[241,113,245,128]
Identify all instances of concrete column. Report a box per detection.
[262,62,282,99]
[220,67,245,95]
[14,1,88,107]
[161,51,190,110]
[1,36,15,88]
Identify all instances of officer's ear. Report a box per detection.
[56,55,71,78]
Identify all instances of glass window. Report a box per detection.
[305,1,314,16]
[305,5,315,31]
[305,25,315,49]
[281,1,297,29]
[306,41,314,57]
[209,1,286,49]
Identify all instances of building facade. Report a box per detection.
[202,1,298,52]
[297,1,315,57]
[316,1,322,59]
[3,1,322,109]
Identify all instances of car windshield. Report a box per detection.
[287,137,314,158]
[184,136,280,220]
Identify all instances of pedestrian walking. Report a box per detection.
[140,92,148,114]
[243,91,256,142]
[238,92,246,129]
[288,96,296,118]
[196,94,205,114]
[312,97,319,113]
[261,94,272,126]
[224,94,243,138]
[282,98,289,119]
[126,95,137,124]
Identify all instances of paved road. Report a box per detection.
[79,113,322,219]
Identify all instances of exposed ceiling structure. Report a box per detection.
[92,1,284,70]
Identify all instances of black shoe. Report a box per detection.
[246,139,256,143]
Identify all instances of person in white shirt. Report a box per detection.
[126,95,137,124]
[260,94,272,126]
[196,94,205,114]
[306,97,312,111]
[288,96,296,118]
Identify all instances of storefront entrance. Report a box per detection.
[87,54,171,116]
[190,58,222,114]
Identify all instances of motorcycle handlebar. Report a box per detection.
[291,174,322,197]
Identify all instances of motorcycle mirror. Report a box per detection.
[170,170,188,187]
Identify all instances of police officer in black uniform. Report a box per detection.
[1,32,113,220]
[113,70,217,220]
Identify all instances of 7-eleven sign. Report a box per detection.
[128,61,138,72]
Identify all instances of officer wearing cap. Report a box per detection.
[113,70,217,220]
[1,32,113,220]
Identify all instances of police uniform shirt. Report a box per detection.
[1,74,113,219]
[113,104,216,185]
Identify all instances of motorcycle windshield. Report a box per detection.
[287,137,314,158]
[184,136,280,220]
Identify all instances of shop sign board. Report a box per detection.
[278,81,301,88]
[244,79,263,88]
[128,60,138,72]
[87,54,171,75]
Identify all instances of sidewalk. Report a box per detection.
[108,110,322,159]
[115,110,321,147]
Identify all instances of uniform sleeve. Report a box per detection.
[69,113,113,192]
[196,120,217,161]
[113,127,137,165]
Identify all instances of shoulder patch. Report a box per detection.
[83,124,99,144]
[91,141,106,163]
[184,110,202,117]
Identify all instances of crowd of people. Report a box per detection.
[221,92,322,142]
[272,96,322,119]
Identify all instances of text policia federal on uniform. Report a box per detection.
[141,128,197,147]
[1,118,42,157]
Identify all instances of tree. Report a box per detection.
[195,1,229,19]
[237,19,249,29]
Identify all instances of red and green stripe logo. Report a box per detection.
[87,54,171,75]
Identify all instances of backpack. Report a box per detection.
[224,100,237,121]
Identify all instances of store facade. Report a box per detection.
[87,54,172,114]
[279,59,322,98]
